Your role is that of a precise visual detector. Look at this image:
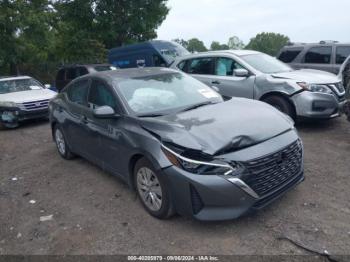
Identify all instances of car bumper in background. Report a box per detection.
[292,91,346,119]
[0,107,49,128]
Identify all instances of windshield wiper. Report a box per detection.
[138,113,164,118]
[180,101,216,112]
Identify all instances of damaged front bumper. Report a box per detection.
[291,91,346,119]
[0,106,49,128]
[161,129,304,221]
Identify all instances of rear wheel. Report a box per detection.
[53,125,75,160]
[263,95,295,120]
[134,157,174,219]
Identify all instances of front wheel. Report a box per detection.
[263,95,295,120]
[134,158,174,219]
[53,125,75,160]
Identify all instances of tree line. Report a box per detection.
[173,32,290,56]
[0,1,290,83]
[0,0,169,82]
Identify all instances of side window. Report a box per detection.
[153,55,166,67]
[336,46,350,64]
[88,80,117,109]
[304,46,332,64]
[215,57,244,76]
[188,57,215,75]
[67,79,89,105]
[177,60,187,72]
[77,67,89,76]
[56,69,65,81]
[66,68,77,80]
[278,48,303,63]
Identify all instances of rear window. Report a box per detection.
[278,48,303,63]
[336,46,350,64]
[304,46,332,64]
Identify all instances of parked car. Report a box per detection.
[171,50,346,121]
[0,76,56,129]
[339,55,350,90]
[49,68,304,221]
[108,40,189,69]
[277,41,350,74]
[55,64,116,92]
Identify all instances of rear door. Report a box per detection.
[300,46,334,73]
[64,79,91,155]
[186,57,216,87]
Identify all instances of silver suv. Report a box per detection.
[171,50,346,120]
[277,41,350,74]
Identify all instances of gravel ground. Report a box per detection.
[0,117,349,257]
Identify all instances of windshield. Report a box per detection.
[241,53,292,74]
[0,78,43,94]
[118,72,223,116]
[154,43,190,65]
[94,65,117,72]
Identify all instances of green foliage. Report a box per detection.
[210,41,229,51]
[228,36,245,50]
[245,32,290,56]
[95,0,169,48]
[172,38,189,49]
[0,0,169,80]
[187,38,207,53]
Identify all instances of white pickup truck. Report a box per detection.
[0,76,56,129]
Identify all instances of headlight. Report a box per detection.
[297,82,333,94]
[0,101,17,108]
[161,144,238,175]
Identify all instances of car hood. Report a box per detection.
[139,98,294,156]
[0,89,56,103]
[272,69,339,84]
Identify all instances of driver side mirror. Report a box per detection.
[93,105,118,118]
[233,69,249,77]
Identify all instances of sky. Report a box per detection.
[156,0,350,47]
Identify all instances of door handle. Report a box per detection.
[80,116,88,124]
[211,80,221,84]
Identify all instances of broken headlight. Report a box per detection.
[161,144,237,175]
[297,82,333,94]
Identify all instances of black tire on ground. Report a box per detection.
[263,95,295,120]
[53,125,75,160]
[134,157,175,219]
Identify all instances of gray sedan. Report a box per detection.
[49,68,303,221]
[171,50,346,120]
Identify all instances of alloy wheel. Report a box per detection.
[136,167,163,211]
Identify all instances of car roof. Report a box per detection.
[282,42,350,49]
[0,76,32,81]
[177,50,261,60]
[59,64,113,69]
[90,67,180,81]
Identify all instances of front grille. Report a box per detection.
[329,83,345,97]
[242,139,303,197]
[17,99,49,111]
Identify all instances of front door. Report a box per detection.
[86,79,127,176]
[211,57,255,99]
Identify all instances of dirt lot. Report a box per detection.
[0,117,350,258]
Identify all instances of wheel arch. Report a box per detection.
[259,91,297,117]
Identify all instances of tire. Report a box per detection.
[263,95,295,120]
[53,125,75,160]
[134,157,175,219]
